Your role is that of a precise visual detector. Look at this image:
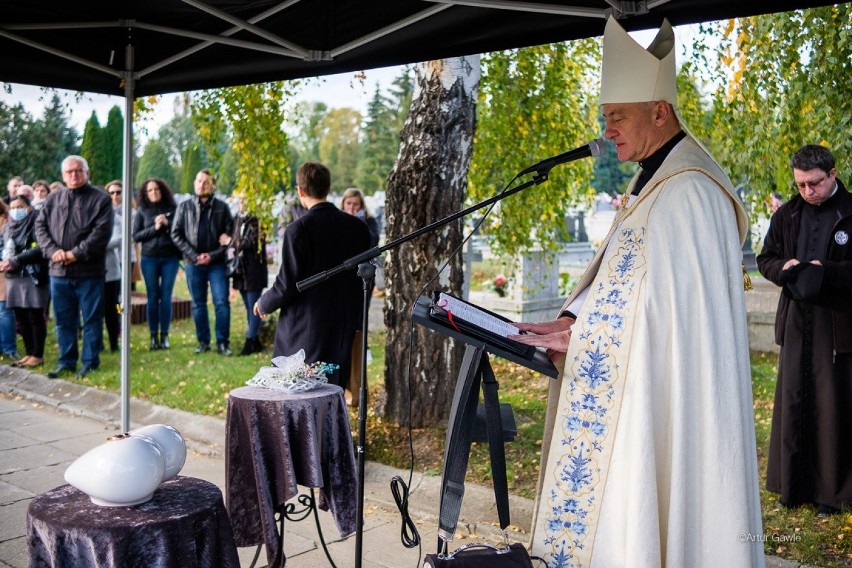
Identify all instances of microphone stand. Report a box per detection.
[296,170,550,568]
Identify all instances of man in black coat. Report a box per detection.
[757,144,852,517]
[35,155,114,378]
[255,162,371,387]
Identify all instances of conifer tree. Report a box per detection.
[103,106,124,182]
[79,112,109,185]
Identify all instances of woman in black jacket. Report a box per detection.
[221,206,267,356]
[0,196,49,368]
[133,178,182,350]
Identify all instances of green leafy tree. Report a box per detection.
[468,40,600,258]
[287,101,328,185]
[179,145,203,195]
[136,139,177,189]
[192,81,296,231]
[692,5,851,214]
[103,105,124,182]
[79,112,109,185]
[317,107,361,193]
[154,96,194,167]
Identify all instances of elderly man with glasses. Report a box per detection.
[35,155,114,379]
[757,144,852,518]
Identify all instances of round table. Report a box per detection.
[226,384,357,568]
[27,476,239,568]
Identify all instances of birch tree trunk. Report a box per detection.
[383,56,479,427]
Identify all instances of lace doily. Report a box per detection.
[246,349,338,393]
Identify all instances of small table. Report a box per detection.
[27,476,239,568]
[226,384,357,568]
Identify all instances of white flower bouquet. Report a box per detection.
[246,349,339,393]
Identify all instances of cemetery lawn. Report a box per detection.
[30,273,852,566]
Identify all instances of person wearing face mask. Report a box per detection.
[0,201,20,362]
[0,196,48,368]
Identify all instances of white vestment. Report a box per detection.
[530,137,765,567]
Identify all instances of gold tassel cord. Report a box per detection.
[742,263,753,291]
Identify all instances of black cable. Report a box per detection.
[392,172,524,566]
[390,475,421,548]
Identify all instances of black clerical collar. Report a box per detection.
[632,130,687,195]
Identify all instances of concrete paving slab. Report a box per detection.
[0,463,70,497]
[0,481,33,505]
[0,444,77,476]
[0,536,27,568]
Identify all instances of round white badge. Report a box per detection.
[835,230,849,245]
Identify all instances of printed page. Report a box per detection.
[435,293,521,338]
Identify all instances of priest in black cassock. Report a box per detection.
[757,144,852,517]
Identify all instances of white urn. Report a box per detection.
[64,424,187,507]
[130,424,186,481]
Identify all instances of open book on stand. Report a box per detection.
[427,291,536,359]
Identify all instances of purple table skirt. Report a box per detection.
[27,476,239,568]
[226,384,357,567]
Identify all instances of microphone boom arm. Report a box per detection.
[297,173,548,291]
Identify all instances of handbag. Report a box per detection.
[225,252,241,277]
[425,542,533,568]
[225,222,242,277]
[425,348,534,567]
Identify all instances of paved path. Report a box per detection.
[0,363,816,568]
[0,367,526,568]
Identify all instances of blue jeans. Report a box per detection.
[0,300,18,356]
[140,255,180,335]
[240,289,263,339]
[185,262,230,346]
[51,277,104,369]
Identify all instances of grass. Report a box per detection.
[18,271,852,566]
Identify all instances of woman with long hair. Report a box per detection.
[0,196,49,367]
[221,198,267,356]
[133,178,182,350]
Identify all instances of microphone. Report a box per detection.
[519,138,607,176]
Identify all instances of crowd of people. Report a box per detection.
[0,158,378,401]
[2,17,847,565]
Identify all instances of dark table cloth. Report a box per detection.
[27,476,239,568]
[226,384,357,568]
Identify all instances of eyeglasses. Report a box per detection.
[63,168,84,175]
[795,175,827,190]
[108,190,122,195]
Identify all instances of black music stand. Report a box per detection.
[412,295,557,547]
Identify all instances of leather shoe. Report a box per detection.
[194,343,211,354]
[47,365,74,379]
[217,343,233,356]
[817,504,839,518]
[76,364,99,378]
